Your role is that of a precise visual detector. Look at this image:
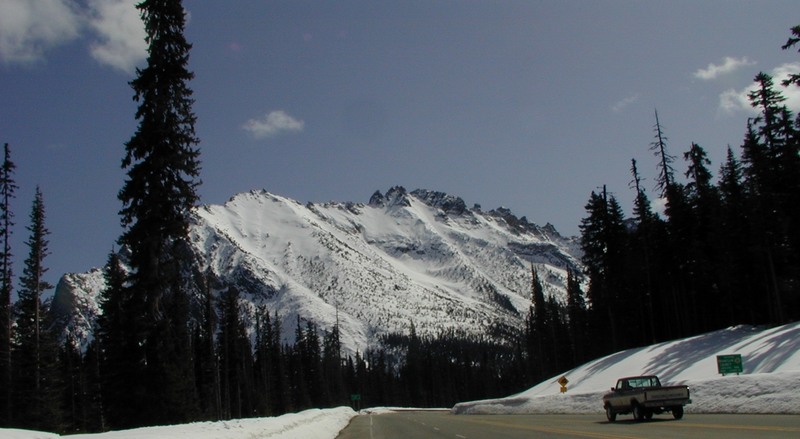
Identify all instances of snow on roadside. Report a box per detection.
[0,407,356,439]
[454,322,800,415]
[452,372,800,415]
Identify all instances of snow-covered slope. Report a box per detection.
[52,187,582,353]
[453,321,800,415]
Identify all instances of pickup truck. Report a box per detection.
[602,375,691,422]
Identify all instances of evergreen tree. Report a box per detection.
[216,286,253,419]
[682,143,723,331]
[81,340,105,433]
[95,251,138,429]
[253,305,272,416]
[0,143,16,425]
[321,322,345,407]
[116,0,201,426]
[302,321,324,407]
[13,188,61,431]
[579,187,627,353]
[58,335,83,433]
[749,73,786,153]
[743,73,797,324]
[524,265,547,382]
[628,158,661,343]
[194,274,220,420]
[717,147,758,324]
[782,25,800,87]
[565,269,587,365]
[647,114,695,337]
[650,110,676,197]
[288,317,312,410]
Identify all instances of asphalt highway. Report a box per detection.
[336,411,800,439]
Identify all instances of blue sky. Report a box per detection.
[1,0,799,293]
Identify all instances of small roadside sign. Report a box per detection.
[717,354,743,375]
[558,376,568,393]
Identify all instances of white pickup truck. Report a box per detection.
[602,375,691,422]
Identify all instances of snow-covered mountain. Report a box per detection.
[52,186,582,353]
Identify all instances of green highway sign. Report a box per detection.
[717,354,743,375]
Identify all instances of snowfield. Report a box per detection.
[4,322,798,438]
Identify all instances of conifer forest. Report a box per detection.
[1,1,800,433]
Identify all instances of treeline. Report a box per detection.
[0,143,65,432]
[511,26,800,386]
[4,257,528,433]
[573,27,800,358]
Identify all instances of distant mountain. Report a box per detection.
[51,187,584,354]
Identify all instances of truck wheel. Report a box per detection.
[672,406,684,420]
[633,403,646,421]
[605,405,616,422]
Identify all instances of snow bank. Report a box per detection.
[452,372,800,415]
[454,322,800,415]
[1,407,356,439]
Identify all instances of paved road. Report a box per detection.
[336,411,800,439]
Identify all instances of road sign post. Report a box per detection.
[351,393,361,411]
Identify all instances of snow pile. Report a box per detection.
[454,322,800,415]
[0,407,356,439]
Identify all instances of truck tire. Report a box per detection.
[672,406,684,420]
[605,405,616,422]
[633,402,646,421]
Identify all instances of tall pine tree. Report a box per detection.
[13,188,60,432]
[628,158,660,343]
[650,110,676,197]
[743,73,796,324]
[116,0,201,426]
[0,143,16,425]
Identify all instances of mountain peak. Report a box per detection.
[55,187,583,355]
[369,186,411,208]
[409,189,469,216]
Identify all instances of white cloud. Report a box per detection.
[87,0,147,74]
[719,87,751,114]
[718,62,800,114]
[694,56,756,80]
[242,111,305,139]
[611,94,640,113]
[0,0,147,74]
[0,0,82,64]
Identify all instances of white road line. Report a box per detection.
[369,414,374,439]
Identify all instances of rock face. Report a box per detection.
[52,187,583,353]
